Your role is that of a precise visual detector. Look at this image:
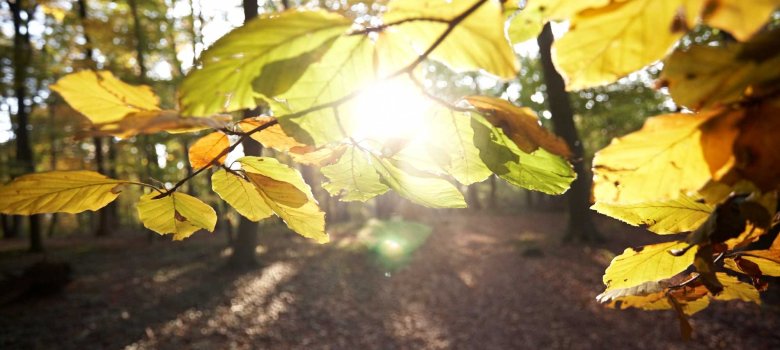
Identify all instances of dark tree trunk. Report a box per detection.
[467,185,482,211]
[488,175,497,210]
[537,23,601,243]
[9,0,42,252]
[229,0,262,269]
[78,0,114,237]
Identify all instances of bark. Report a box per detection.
[128,0,148,79]
[9,0,42,252]
[537,24,601,243]
[229,0,262,269]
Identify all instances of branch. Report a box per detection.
[153,0,489,198]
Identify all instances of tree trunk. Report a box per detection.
[229,0,262,269]
[537,23,601,243]
[10,0,42,252]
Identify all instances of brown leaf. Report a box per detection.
[465,96,571,158]
[734,100,780,191]
[87,110,230,139]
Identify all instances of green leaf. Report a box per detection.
[0,171,126,215]
[238,157,328,243]
[180,10,351,116]
[591,194,713,235]
[321,146,390,201]
[603,241,698,292]
[378,0,518,79]
[471,113,575,194]
[275,34,376,146]
[371,156,466,209]
[211,169,274,222]
[136,192,217,240]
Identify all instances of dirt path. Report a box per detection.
[1,212,778,349]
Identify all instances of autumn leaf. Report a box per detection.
[466,96,571,158]
[378,0,518,79]
[659,29,780,111]
[0,171,126,215]
[188,132,230,169]
[506,0,610,44]
[726,250,780,277]
[602,241,698,292]
[553,0,702,90]
[238,157,327,243]
[321,146,390,202]
[88,111,230,139]
[238,117,304,152]
[136,192,217,240]
[592,194,713,235]
[211,169,273,222]
[733,100,780,191]
[50,70,160,124]
[701,0,780,41]
[593,110,735,203]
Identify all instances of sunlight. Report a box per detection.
[349,79,433,146]
[379,238,404,258]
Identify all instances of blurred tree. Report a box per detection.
[8,0,42,252]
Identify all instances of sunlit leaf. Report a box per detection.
[554,0,702,90]
[136,192,217,240]
[89,111,230,139]
[702,0,780,41]
[0,171,126,215]
[50,70,160,123]
[371,156,467,209]
[714,272,761,304]
[593,110,732,203]
[211,169,273,222]
[189,132,230,169]
[660,29,780,111]
[180,10,351,116]
[275,34,375,146]
[471,113,575,194]
[238,157,327,243]
[466,96,571,158]
[378,0,518,79]
[592,194,713,235]
[733,100,780,191]
[726,250,780,277]
[239,117,304,152]
[507,0,609,44]
[321,146,389,201]
[603,241,698,292]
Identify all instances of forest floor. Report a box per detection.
[0,211,779,349]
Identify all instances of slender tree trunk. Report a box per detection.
[467,185,482,211]
[229,0,262,269]
[537,23,601,243]
[10,0,42,252]
[488,175,497,210]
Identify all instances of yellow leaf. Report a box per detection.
[136,192,217,240]
[50,70,160,124]
[593,110,726,203]
[554,0,703,90]
[466,96,571,158]
[727,250,780,277]
[659,30,780,111]
[592,194,713,235]
[211,169,273,222]
[603,241,698,292]
[714,272,761,304]
[238,117,304,152]
[238,157,328,243]
[88,111,230,139]
[702,0,780,41]
[378,0,518,79]
[189,132,230,169]
[507,0,610,44]
[733,100,780,191]
[0,171,125,215]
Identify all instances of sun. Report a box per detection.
[349,79,433,147]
